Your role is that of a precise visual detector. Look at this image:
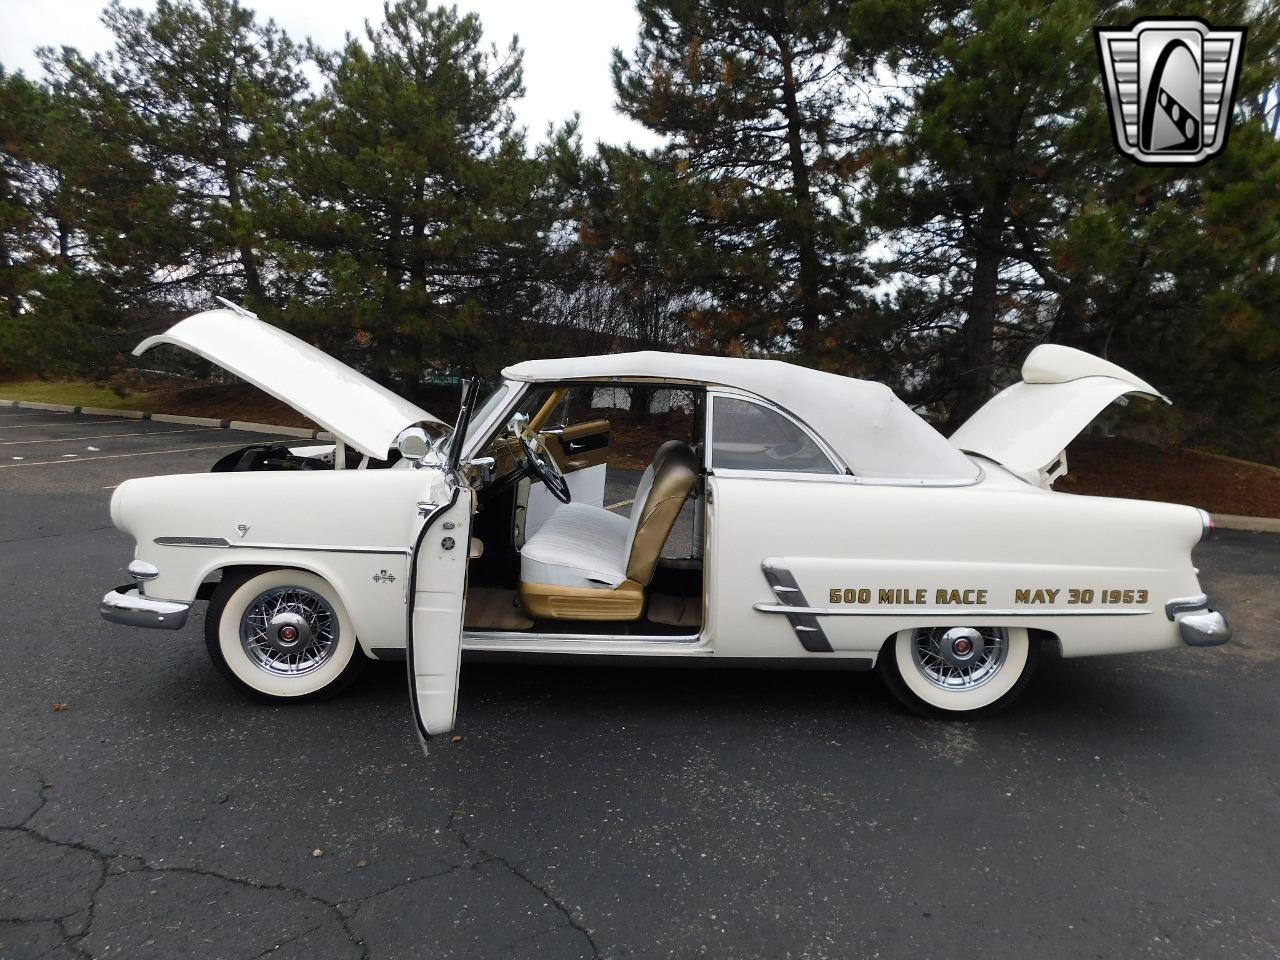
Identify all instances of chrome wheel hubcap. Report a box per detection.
[240,587,338,677]
[911,626,1007,690]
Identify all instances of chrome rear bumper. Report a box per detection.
[1165,594,1231,647]
[101,584,191,630]
[1177,610,1231,647]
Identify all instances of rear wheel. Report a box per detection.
[878,626,1038,718]
[204,568,365,702]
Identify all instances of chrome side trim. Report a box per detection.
[101,586,191,630]
[707,469,984,487]
[462,630,704,645]
[154,536,230,547]
[1165,594,1209,621]
[760,559,833,652]
[236,541,411,556]
[754,602,1152,618]
[155,537,408,556]
[1178,610,1231,646]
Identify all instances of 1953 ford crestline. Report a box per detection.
[101,304,1229,742]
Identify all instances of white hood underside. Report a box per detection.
[135,308,442,461]
[950,345,1169,478]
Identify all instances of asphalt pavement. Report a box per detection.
[1,405,1278,960]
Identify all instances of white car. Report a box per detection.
[101,306,1229,739]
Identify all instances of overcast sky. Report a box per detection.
[0,0,660,148]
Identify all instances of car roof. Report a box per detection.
[503,351,979,483]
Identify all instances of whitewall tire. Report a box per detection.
[878,626,1038,718]
[205,568,366,702]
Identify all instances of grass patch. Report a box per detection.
[0,379,157,409]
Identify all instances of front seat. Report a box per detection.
[518,442,698,621]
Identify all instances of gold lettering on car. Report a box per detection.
[824,586,1152,608]
[935,588,988,605]
[1014,587,1150,605]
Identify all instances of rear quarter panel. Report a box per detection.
[707,469,1204,660]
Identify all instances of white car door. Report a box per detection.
[406,381,481,745]
[406,478,474,741]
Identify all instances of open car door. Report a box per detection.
[407,381,480,747]
[949,345,1169,485]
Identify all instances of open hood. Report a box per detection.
[949,345,1169,482]
[135,307,443,460]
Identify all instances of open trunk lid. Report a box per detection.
[949,345,1169,484]
[135,307,443,460]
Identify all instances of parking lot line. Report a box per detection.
[0,442,246,469]
[0,427,215,446]
[0,418,134,429]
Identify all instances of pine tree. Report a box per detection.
[42,0,305,313]
[271,0,560,387]
[0,69,130,373]
[853,0,1280,445]
[597,0,873,361]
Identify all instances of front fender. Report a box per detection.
[111,469,435,652]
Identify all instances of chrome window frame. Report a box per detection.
[460,380,531,462]
[476,378,983,488]
[461,380,524,459]
[704,387,845,478]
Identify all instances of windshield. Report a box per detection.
[464,380,512,445]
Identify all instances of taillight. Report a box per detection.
[1198,508,1215,543]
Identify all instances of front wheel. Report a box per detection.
[204,568,366,702]
[878,626,1038,719]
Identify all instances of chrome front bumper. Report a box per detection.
[101,584,191,630]
[1165,594,1231,647]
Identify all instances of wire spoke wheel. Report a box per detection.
[881,625,1037,718]
[208,569,365,703]
[239,586,339,677]
[911,626,1009,690]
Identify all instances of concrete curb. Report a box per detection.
[0,397,313,440]
[15,401,80,413]
[1214,514,1280,534]
[152,413,230,428]
[82,406,145,419]
[228,420,317,439]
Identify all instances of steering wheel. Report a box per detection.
[519,432,572,504]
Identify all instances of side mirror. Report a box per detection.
[395,427,431,463]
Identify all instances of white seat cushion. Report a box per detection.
[520,502,630,588]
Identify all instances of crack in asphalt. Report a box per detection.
[336,863,465,920]
[240,919,327,960]
[2,770,377,960]
[5,771,601,959]
[447,808,602,960]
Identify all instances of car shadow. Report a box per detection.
[345,648,1196,743]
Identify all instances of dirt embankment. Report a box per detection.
[1055,437,1280,518]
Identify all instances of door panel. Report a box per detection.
[408,481,474,741]
[545,419,611,472]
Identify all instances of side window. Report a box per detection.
[710,396,839,475]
